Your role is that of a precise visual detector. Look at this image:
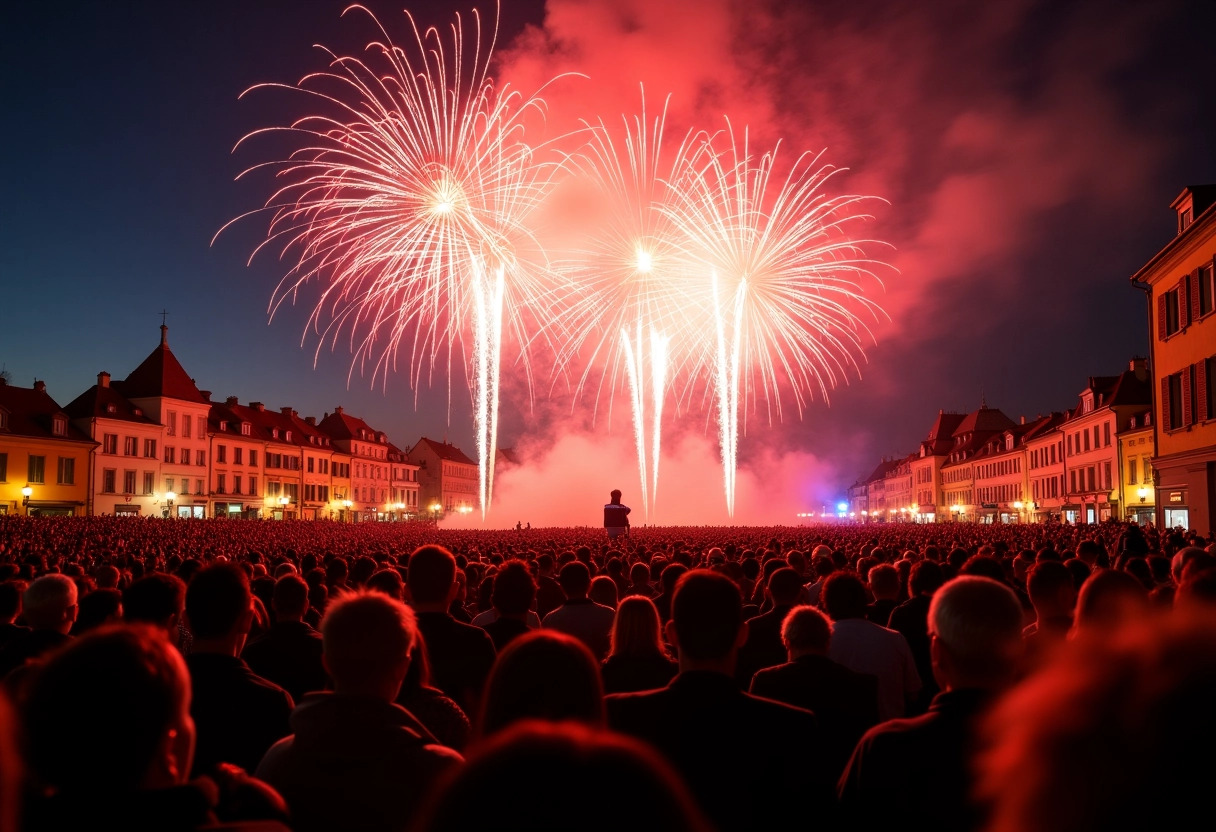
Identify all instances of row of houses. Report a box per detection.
[848,185,1216,531]
[0,325,483,520]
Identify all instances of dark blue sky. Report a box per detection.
[3,0,1214,512]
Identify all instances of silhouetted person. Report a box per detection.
[542,561,616,661]
[124,572,187,641]
[607,570,831,832]
[72,587,123,634]
[604,489,631,539]
[242,574,328,702]
[0,575,76,679]
[395,636,471,752]
[407,545,496,716]
[887,560,945,713]
[479,561,536,651]
[749,605,879,781]
[185,562,293,777]
[258,591,462,832]
[533,553,565,621]
[601,596,678,694]
[21,625,290,832]
[478,629,605,739]
[1022,560,1076,671]
[824,572,921,721]
[0,582,28,654]
[735,567,804,685]
[838,576,1025,832]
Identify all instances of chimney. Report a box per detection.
[251,402,265,411]
[226,396,239,407]
[1130,356,1148,381]
[34,379,46,393]
[200,390,211,402]
[305,416,316,426]
[334,406,344,415]
[281,406,293,416]
[98,371,110,388]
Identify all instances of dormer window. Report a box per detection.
[106,403,117,414]
[272,428,279,439]
[219,420,228,432]
[0,410,8,430]
[285,430,292,441]
[1178,205,1193,234]
[52,416,66,436]
[1006,435,1013,451]
[241,422,251,436]
[132,408,142,417]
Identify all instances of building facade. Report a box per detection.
[0,380,94,516]
[407,437,479,517]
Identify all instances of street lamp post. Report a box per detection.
[21,486,32,515]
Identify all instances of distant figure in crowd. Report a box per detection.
[257,591,462,832]
[242,574,328,703]
[601,596,678,695]
[542,561,617,661]
[604,489,631,539]
[0,575,77,680]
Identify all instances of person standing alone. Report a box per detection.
[605,490,631,539]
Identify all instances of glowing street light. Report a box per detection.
[1137,487,1149,502]
[21,485,32,515]
[165,491,176,519]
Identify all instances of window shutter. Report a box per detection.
[1181,367,1193,426]
[1178,275,1191,329]
[1198,360,1210,423]
[1161,376,1171,432]
[1157,293,1167,339]
[1192,268,1203,321]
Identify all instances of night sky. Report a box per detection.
[3,0,1214,526]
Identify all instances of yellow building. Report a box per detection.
[0,379,95,516]
[1133,185,1216,532]
[1119,409,1156,525]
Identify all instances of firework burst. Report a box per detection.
[220,3,564,519]
[664,122,888,515]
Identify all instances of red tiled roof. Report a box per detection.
[317,407,387,444]
[64,383,158,426]
[119,326,207,404]
[0,381,95,443]
[411,436,477,466]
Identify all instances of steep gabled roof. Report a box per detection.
[952,406,1016,438]
[0,380,94,442]
[64,379,158,426]
[119,326,207,404]
[862,458,901,484]
[317,406,387,445]
[411,436,477,466]
[921,411,966,455]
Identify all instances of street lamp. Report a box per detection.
[165,491,176,519]
[278,495,289,519]
[1137,487,1148,503]
[21,486,32,514]
[1013,500,1023,523]
[951,504,962,522]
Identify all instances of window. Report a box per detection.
[1162,289,1180,337]
[1129,458,1138,485]
[249,450,258,467]
[144,438,156,458]
[233,474,242,495]
[196,450,205,467]
[195,479,204,495]
[1199,264,1215,318]
[28,455,45,484]
[0,411,7,430]
[234,447,243,465]
[1083,431,1090,453]
[217,474,226,494]
[166,411,177,436]
[249,476,258,496]
[1103,462,1112,490]
[1162,371,1187,431]
[165,477,175,494]
[180,480,189,495]
[1198,357,1214,423]
[52,417,66,436]
[182,415,192,439]
[217,445,227,464]
[124,436,137,456]
[104,434,118,454]
[123,470,136,494]
[143,472,154,494]
[307,456,314,474]
[0,453,6,481]
[103,469,116,493]
[164,446,176,464]
[57,457,74,485]
[241,422,251,436]
[1103,422,1111,447]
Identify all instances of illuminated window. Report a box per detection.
[144,438,156,458]
[1198,264,1214,318]
[52,417,66,436]
[103,434,118,455]
[241,422,251,436]
[28,455,45,484]
[143,472,154,494]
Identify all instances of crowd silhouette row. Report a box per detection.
[0,514,1214,831]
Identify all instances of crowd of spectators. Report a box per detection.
[0,513,1214,831]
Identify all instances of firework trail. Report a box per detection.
[553,95,703,519]
[665,123,887,516]
[219,3,563,519]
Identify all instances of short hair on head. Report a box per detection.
[590,575,618,608]
[23,574,78,630]
[909,560,945,596]
[1027,560,1073,607]
[272,574,310,618]
[407,545,457,604]
[492,561,537,616]
[322,590,417,689]
[781,605,832,653]
[478,630,605,739]
[610,489,622,502]
[0,581,24,621]
[366,568,405,601]
[767,568,804,605]
[419,720,709,832]
[23,624,189,791]
[929,576,1024,684]
[660,563,688,593]
[821,572,869,621]
[558,561,592,597]
[670,570,742,661]
[868,563,900,598]
[185,562,251,639]
[123,573,186,627]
